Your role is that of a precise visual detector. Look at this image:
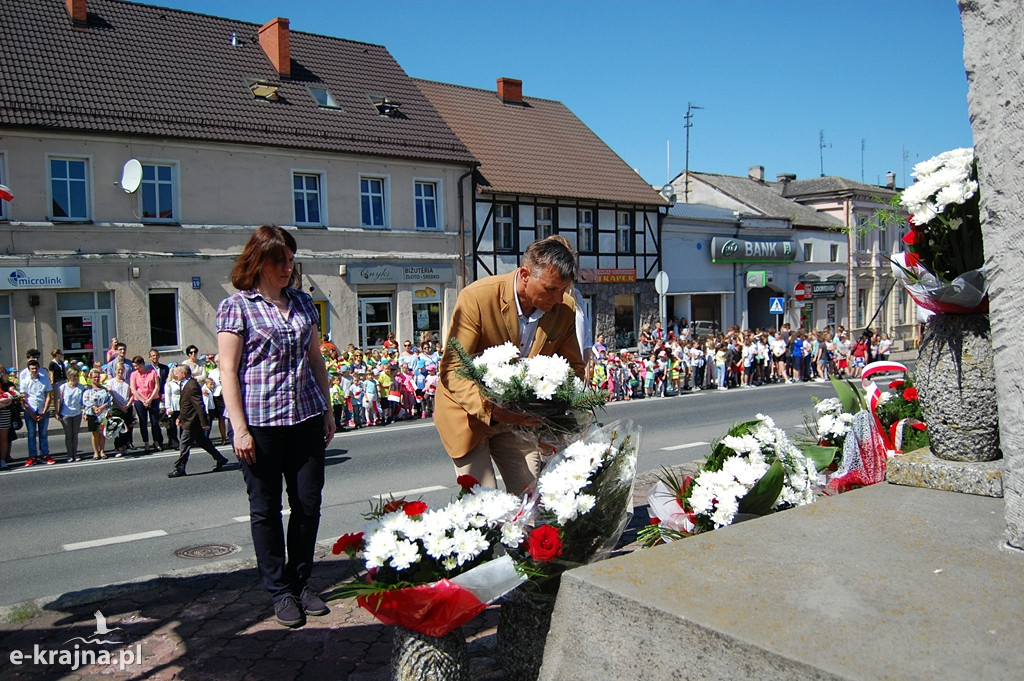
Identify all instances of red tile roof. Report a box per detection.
[414,79,665,206]
[0,0,475,164]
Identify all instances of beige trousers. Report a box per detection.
[451,425,542,494]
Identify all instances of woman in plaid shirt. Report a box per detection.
[217,225,336,629]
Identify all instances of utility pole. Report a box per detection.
[819,129,831,177]
[861,138,865,182]
[683,102,703,203]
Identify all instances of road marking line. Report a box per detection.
[234,510,291,523]
[661,441,709,451]
[63,530,168,552]
[378,485,446,499]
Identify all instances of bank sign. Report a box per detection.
[0,267,81,290]
[347,263,453,284]
[710,237,795,263]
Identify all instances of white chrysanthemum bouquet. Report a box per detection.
[641,415,827,544]
[448,337,606,448]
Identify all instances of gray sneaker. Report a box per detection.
[299,586,330,616]
[274,594,305,628]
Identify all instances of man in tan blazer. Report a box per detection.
[435,237,585,493]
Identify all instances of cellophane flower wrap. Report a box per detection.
[641,415,825,546]
[891,147,987,313]
[330,485,526,637]
[448,337,607,455]
[501,419,640,598]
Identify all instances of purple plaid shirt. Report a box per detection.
[216,288,329,427]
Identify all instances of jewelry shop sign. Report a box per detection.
[347,263,453,285]
[0,266,81,290]
[711,237,795,263]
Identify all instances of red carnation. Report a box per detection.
[905,251,921,267]
[404,501,428,517]
[889,379,905,389]
[457,475,479,492]
[383,499,407,513]
[332,532,364,556]
[526,524,563,563]
[903,387,919,401]
[649,517,662,525]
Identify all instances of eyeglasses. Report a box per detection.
[404,343,412,347]
[188,350,198,355]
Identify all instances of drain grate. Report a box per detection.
[174,543,240,560]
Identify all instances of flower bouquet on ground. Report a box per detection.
[447,337,607,454]
[884,147,987,314]
[329,484,526,638]
[500,419,640,598]
[640,414,827,546]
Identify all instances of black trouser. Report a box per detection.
[133,400,164,447]
[172,423,226,472]
[241,415,325,602]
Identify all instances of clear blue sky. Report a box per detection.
[139,0,972,189]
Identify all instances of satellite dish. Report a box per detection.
[120,159,143,193]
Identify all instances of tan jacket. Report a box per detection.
[435,270,584,459]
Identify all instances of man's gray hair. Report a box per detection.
[522,235,578,282]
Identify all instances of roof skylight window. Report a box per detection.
[309,86,341,109]
[246,79,280,101]
[369,94,402,117]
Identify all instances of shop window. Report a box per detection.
[412,285,442,343]
[613,294,637,349]
[358,295,394,347]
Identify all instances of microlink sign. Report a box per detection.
[710,237,795,263]
[1,267,81,290]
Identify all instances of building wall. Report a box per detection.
[0,129,473,365]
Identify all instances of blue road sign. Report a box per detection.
[769,297,784,314]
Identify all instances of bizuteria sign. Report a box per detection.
[0,267,81,290]
[346,263,453,284]
[710,237,795,263]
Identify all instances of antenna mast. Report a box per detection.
[819,129,831,177]
[683,102,703,203]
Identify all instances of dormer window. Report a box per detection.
[309,86,341,109]
[369,94,402,117]
[247,79,280,101]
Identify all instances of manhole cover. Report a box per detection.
[174,543,240,560]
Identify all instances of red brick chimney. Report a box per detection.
[66,0,87,27]
[497,77,522,104]
[258,17,291,77]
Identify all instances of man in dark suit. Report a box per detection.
[435,236,584,493]
[168,365,229,478]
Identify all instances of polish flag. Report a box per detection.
[0,185,12,202]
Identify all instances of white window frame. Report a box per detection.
[535,205,554,240]
[413,178,442,231]
[578,208,594,253]
[293,170,326,227]
[830,243,839,262]
[616,210,633,254]
[855,215,869,253]
[48,155,91,222]
[139,160,179,223]
[360,174,389,228]
[803,243,813,262]
[148,288,181,351]
[495,203,514,251]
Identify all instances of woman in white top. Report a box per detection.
[106,361,133,456]
[207,354,228,445]
[56,367,85,462]
[164,366,183,448]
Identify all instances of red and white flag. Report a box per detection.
[0,184,12,202]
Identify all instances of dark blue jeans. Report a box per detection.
[242,415,325,602]
[133,400,164,447]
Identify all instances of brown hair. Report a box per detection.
[230,225,300,291]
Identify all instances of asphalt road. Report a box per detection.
[0,380,838,607]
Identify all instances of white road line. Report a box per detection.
[234,510,291,523]
[379,485,447,499]
[661,441,709,451]
[63,530,168,552]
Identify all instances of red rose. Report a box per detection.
[903,387,919,401]
[889,379,905,389]
[383,499,407,513]
[332,532,364,556]
[526,524,563,563]
[456,475,479,491]
[649,517,661,525]
[905,251,921,267]
[404,501,428,517]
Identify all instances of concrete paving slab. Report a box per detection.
[540,483,1024,681]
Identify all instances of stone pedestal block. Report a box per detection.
[886,447,1003,497]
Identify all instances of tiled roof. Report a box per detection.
[689,172,842,229]
[667,203,741,222]
[779,176,899,199]
[414,79,666,207]
[0,0,475,164]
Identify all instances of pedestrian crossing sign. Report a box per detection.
[769,297,784,314]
